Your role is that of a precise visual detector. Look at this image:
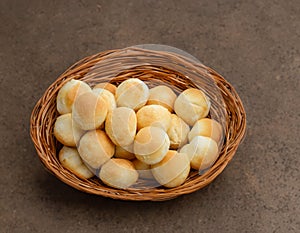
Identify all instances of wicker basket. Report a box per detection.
[30,47,246,201]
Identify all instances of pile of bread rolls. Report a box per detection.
[54,78,223,189]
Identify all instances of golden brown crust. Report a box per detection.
[57,79,91,114]
[72,92,108,130]
[54,113,85,147]
[167,114,190,149]
[93,88,116,114]
[59,146,94,179]
[114,145,135,160]
[116,78,149,110]
[94,83,117,95]
[134,126,168,152]
[147,85,177,112]
[188,118,223,143]
[174,88,210,126]
[132,159,154,180]
[151,150,190,188]
[105,107,137,147]
[99,158,138,189]
[134,126,170,165]
[78,130,115,169]
[180,136,218,170]
[136,105,171,131]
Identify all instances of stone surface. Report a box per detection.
[0,0,299,232]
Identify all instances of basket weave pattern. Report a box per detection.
[30,48,246,201]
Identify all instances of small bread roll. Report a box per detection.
[134,126,170,165]
[180,136,219,171]
[188,118,222,143]
[116,78,149,111]
[151,150,190,188]
[72,92,108,130]
[105,107,137,147]
[115,145,135,160]
[54,113,85,147]
[147,85,177,112]
[57,79,91,114]
[99,158,138,189]
[78,130,115,169]
[93,88,116,113]
[136,105,171,131]
[132,159,154,180]
[174,88,210,126]
[188,118,223,144]
[167,114,190,149]
[59,146,94,179]
[93,83,117,95]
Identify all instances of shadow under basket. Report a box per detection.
[30,47,246,201]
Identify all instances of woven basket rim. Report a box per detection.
[30,48,246,201]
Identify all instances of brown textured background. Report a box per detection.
[1,0,299,232]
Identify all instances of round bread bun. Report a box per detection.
[134,126,170,165]
[105,107,137,147]
[116,78,149,111]
[114,145,135,160]
[136,105,171,131]
[99,158,138,189]
[174,88,211,126]
[132,159,154,180]
[167,114,190,149]
[151,150,190,188]
[93,82,117,95]
[54,113,85,147]
[59,146,94,179]
[93,88,116,113]
[188,118,223,144]
[78,130,115,169]
[57,79,91,114]
[72,91,108,130]
[180,136,219,171]
[147,85,177,112]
